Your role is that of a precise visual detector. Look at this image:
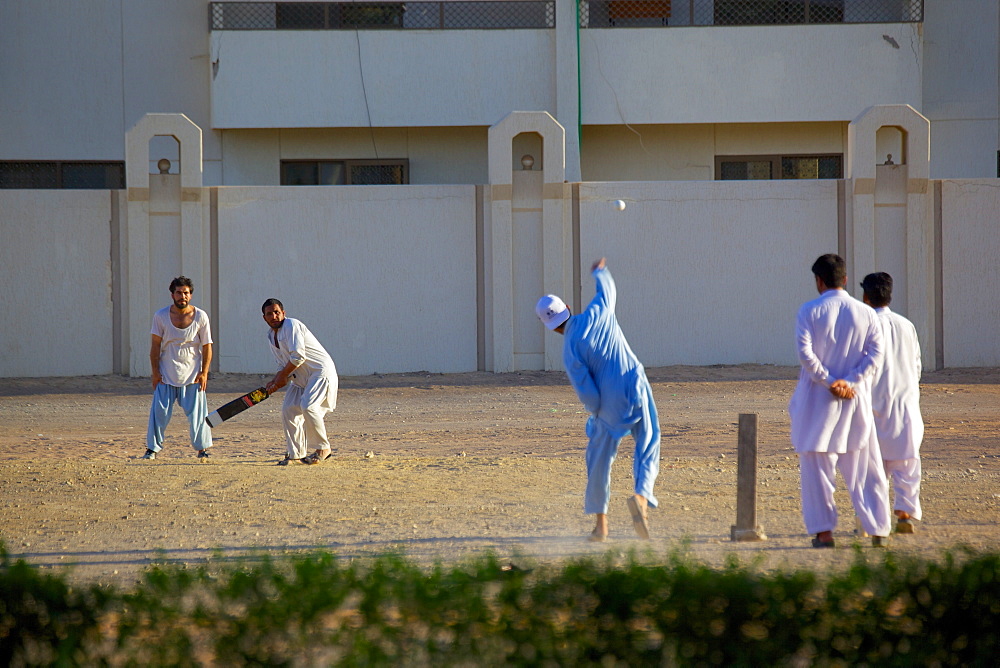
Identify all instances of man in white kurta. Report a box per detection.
[789,254,892,547]
[145,276,213,460]
[262,299,338,465]
[862,272,924,532]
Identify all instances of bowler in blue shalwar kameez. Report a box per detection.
[537,258,661,542]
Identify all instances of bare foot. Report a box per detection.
[589,513,609,542]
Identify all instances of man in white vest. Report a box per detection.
[144,276,213,460]
[861,272,924,534]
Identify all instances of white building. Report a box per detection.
[2,1,996,187]
[1,1,998,378]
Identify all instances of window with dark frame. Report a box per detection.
[716,155,843,180]
[280,159,409,185]
[0,161,126,189]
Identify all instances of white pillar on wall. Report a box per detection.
[554,0,582,182]
[847,104,935,365]
[487,111,570,372]
[124,114,207,376]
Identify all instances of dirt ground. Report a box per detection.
[1,365,999,588]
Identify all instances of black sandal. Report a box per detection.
[303,449,331,465]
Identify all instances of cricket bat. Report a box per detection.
[206,387,270,428]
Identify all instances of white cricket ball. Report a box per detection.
[613,199,626,211]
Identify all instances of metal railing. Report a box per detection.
[210,2,556,30]
[580,0,923,28]
[210,0,922,31]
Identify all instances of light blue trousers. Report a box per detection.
[147,383,212,452]
[583,382,661,515]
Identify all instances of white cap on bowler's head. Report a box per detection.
[536,294,570,330]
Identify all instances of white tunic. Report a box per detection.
[150,306,213,387]
[871,307,923,460]
[268,317,338,410]
[789,289,884,454]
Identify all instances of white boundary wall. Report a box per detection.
[214,185,479,376]
[2,179,999,378]
[578,180,838,367]
[0,190,115,377]
[940,180,1000,367]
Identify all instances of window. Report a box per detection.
[0,161,126,189]
[274,2,405,28]
[714,0,843,25]
[716,155,842,180]
[580,0,922,27]
[280,160,409,185]
[211,2,555,30]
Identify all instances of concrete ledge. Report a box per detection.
[731,526,768,542]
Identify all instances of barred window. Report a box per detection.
[716,155,842,180]
[281,159,409,185]
[211,2,555,30]
[581,0,922,27]
[0,161,126,189]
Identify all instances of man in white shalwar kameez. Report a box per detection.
[862,272,924,533]
[789,254,892,547]
[262,299,338,466]
[537,258,661,542]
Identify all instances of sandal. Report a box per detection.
[303,449,331,465]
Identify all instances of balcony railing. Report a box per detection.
[209,0,922,31]
[581,0,923,28]
[209,2,556,30]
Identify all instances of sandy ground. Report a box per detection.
[1,365,999,587]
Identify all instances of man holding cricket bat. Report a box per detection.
[262,299,339,466]
[143,276,213,460]
[536,258,661,542]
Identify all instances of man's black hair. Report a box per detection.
[861,272,893,308]
[262,298,284,314]
[811,254,847,289]
[169,276,194,292]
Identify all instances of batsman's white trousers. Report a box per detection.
[884,457,922,520]
[799,446,891,537]
[583,383,660,515]
[282,374,336,459]
[147,383,212,452]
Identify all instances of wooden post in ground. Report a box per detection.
[731,413,767,541]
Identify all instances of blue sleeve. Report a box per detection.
[591,266,616,314]
[565,342,601,415]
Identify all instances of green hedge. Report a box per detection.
[2,544,998,666]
